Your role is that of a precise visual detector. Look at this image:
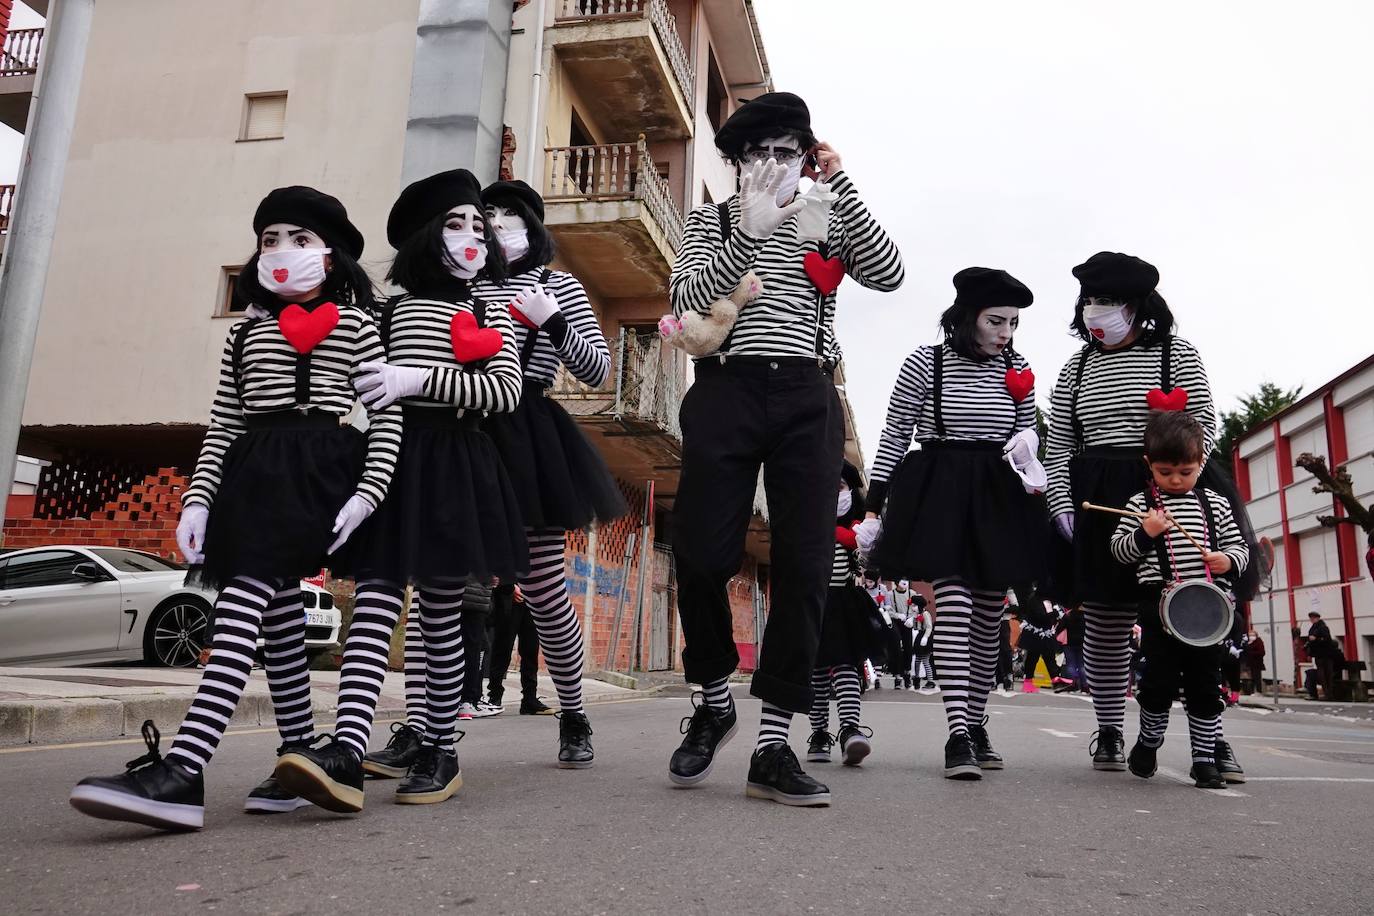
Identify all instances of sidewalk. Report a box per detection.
[1235,692,1374,722]
[0,666,640,746]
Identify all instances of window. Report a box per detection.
[216,265,248,317]
[705,50,726,134]
[0,550,85,589]
[1344,394,1374,458]
[88,548,184,573]
[240,92,287,142]
[1245,446,1279,497]
[1287,423,1325,480]
[1298,530,1340,585]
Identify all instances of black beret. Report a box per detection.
[1072,252,1159,299]
[253,186,364,259]
[387,169,483,248]
[481,179,545,222]
[714,91,811,158]
[952,267,1033,309]
[841,460,864,493]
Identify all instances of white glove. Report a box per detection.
[855,517,882,555]
[355,360,430,410]
[511,285,561,328]
[1002,428,1047,493]
[328,494,374,554]
[1054,513,1075,542]
[245,303,273,320]
[176,504,209,565]
[794,181,838,242]
[737,159,810,240]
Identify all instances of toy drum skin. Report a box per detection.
[1158,579,1235,647]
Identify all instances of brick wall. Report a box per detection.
[2,468,184,556]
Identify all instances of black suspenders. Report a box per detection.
[231,317,260,407]
[931,345,1020,441]
[1070,335,1174,450]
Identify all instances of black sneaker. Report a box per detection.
[1090,726,1127,771]
[668,693,738,787]
[245,742,313,813]
[1190,761,1227,789]
[521,697,555,716]
[969,716,1003,770]
[69,721,204,831]
[1215,740,1246,784]
[745,743,831,807]
[943,732,982,780]
[557,711,594,769]
[395,742,463,805]
[837,724,873,767]
[274,734,365,813]
[805,729,834,763]
[362,722,424,779]
[1127,740,1158,779]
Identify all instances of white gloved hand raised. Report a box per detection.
[176,504,210,565]
[737,158,810,240]
[328,494,374,554]
[1054,513,1075,543]
[854,517,882,556]
[1002,428,1047,493]
[355,360,430,410]
[511,285,561,329]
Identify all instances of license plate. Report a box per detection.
[307,612,331,627]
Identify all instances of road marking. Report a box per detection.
[1040,728,1078,739]
[1245,776,1374,783]
[1156,765,1249,797]
[1227,735,1374,746]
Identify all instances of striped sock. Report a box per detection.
[755,702,791,751]
[808,669,831,733]
[1187,712,1220,764]
[700,676,733,713]
[520,530,587,713]
[1138,707,1169,748]
[833,666,862,728]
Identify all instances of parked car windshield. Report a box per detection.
[88,548,186,573]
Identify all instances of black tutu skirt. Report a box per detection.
[870,441,1047,590]
[352,407,529,584]
[189,411,365,593]
[484,382,629,531]
[815,584,888,669]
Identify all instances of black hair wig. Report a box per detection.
[938,302,1019,362]
[386,210,508,296]
[486,194,557,275]
[235,235,376,317]
[1069,290,1176,348]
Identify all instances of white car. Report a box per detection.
[0,546,340,668]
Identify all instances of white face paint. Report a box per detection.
[485,204,531,262]
[837,482,852,518]
[257,223,331,300]
[744,134,805,204]
[974,306,1020,357]
[1082,300,1135,346]
[442,204,488,279]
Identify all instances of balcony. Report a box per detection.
[0,28,42,132]
[549,0,694,141]
[544,138,683,298]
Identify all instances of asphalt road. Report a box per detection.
[2,688,1372,915]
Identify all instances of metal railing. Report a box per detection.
[550,327,686,440]
[1,28,43,77]
[545,137,684,251]
[0,184,15,234]
[553,0,694,102]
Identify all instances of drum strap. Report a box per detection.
[1145,485,1217,583]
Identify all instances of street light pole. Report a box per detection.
[0,0,95,509]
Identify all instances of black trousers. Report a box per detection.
[673,357,845,712]
[1136,588,1224,717]
[460,607,491,705]
[487,584,539,703]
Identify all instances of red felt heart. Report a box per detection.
[835,524,858,551]
[272,268,289,283]
[1146,387,1189,412]
[277,302,339,354]
[1005,367,1035,403]
[450,310,503,363]
[509,302,537,330]
[803,252,845,295]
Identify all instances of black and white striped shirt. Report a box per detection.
[831,539,856,588]
[381,292,523,416]
[668,170,904,361]
[183,305,403,511]
[475,268,610,387]
[1110,487,1249,585]
[1044,336,1216,518]
[869,344,1035,486]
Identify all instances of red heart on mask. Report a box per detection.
[272,268,289,283]
[277,302,339,354]
[465,248,479,261]
[803,252,845,295]
[1005,367,1035,403]
[1146,387,1189,412]
[835,524,858,551]
[1090,327,1105,340]
[450,310,503,363]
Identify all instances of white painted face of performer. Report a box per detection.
[442,204,489,280]
[742,135,806,204]
[974,306,1020,358]
[485,204,530,262]
[257,223,331,301]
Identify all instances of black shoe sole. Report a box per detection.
[557,757,594,770]
[943,763,983,780]
[69,786,204,831]
[668,718,737,787]
[1128,763,1156,779]
[745,783,831,807]
[1092,759,1128,771]
[273,755,364,814]
[1220,771,1246,784]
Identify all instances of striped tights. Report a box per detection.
[401,579,468,751]
[332,580,405,756]
[808,665,862,731]
[1082,601,1137,731]
[932,578,1005,737]
[518,529,586,713]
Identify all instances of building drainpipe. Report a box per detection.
[1273,423,1301,688]
[1322,393,1359,662]
[522,0,548,187]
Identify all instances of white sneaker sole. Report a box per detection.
[745,783,831,807]
[805,752,832,763]
[668,718,738,787]
[69,785,204,831]
[244,795,313,813]
[841,737,872,767]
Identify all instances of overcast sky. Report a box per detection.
[754,0,1374,462]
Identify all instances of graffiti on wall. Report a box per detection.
[567,555,628,599]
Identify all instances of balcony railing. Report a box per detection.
[1,28,43,77]
[554,0,694,102]
[546,137,684,251]
[550,327,686,440]
[0,184,15,234]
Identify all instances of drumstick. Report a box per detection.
[1080,501,1210,556]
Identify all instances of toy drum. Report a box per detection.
[1158,580,1235,647]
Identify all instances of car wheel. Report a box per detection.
[145,596,212,668]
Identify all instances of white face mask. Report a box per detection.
[775,158,803,205]
[837,487,852,518]
[1083,303,1135,346]
[443,229,488,279]
[496,228,530,262]
[257,247,331,300]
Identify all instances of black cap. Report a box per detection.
[714,91,812,159]
[952,267,1033,309]
[387,169,483,248]
[1072,252,1160,299]
[481,179,545,222]
[253,186,364,259]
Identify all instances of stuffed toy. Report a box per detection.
[657,272,763,357]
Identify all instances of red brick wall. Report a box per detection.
[2,469,184,556]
